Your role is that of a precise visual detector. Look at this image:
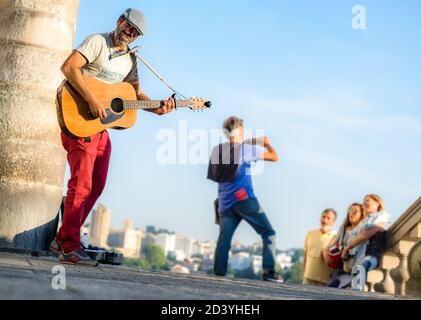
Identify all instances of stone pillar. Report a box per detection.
[407,239,421,295]
[0,0,79,251]
[390,240,415,296]
[373,254,399,294]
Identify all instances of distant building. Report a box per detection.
[251,241,263,253]
[174,250,186,261]
[155,233,176,256]
[107,219,143,258]
[192,240,216,260]
[251,255,263,274]
[175,235,194,260]
[229,252,252,271]
[276,253,293,270]
[89,204,111,248]
[231,241,246,253]
[107,228,124,247]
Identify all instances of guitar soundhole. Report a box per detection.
[111,98,124,113]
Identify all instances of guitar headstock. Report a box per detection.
[188,97,212,111]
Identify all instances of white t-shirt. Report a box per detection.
[75,33,138,84]
[349,211,392,256]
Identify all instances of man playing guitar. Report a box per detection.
[51,8,175,266]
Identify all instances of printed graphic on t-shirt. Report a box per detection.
[234,188,249,201]
[96,68,126,82]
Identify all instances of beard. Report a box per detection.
[113,26,133,48]
[320,225,332,232]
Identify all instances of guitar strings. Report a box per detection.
[97,100,192,110]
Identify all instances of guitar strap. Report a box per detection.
[110,45,190,107]
[130,49,188,100]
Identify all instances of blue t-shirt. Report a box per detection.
[218,144,263,213]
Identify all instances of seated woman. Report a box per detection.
[325,203,364,289]
[341,194,392,290]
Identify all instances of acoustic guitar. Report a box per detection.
[56,74,211,138]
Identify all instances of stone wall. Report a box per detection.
[0,0,79,250]
[367,197,421,297]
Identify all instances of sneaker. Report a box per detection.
[262,271,284,283]
[50,238,62,255]
[59,249,99,267]
[52,237,103,254]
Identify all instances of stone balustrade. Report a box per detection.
[367,197,421,296]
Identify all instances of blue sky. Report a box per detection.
[68,0,421,249]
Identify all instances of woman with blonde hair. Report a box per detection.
[341,194,392,290]
[325,203,364,288]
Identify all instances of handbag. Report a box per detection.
[214,198,220,225]
[327,228,346,270]
[327,243,343,270]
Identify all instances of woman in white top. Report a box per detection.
[342,194,392,289]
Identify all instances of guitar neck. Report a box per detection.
[123,100,191,110]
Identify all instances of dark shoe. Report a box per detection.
[50,238,62,255]
[59,249,98,267]
[81,243,105,252]
[263,271,284,283]
[82,243,106,261]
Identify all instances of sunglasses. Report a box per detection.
[124,19,142,37]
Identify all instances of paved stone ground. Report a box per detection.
[0,252,417,300]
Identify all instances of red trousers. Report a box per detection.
[56,131,111,253]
